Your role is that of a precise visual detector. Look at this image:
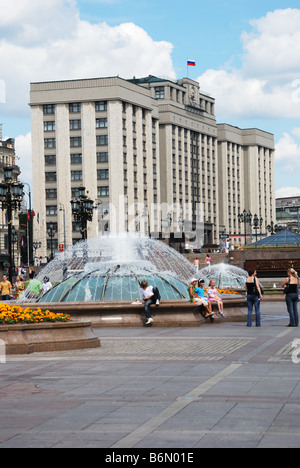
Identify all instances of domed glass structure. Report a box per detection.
[38,264,189,303]
[198,264,248,289]
[20,235,193,304]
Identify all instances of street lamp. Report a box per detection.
[47,224,56,260]
[71,186,96,240]
[237,209,252,245]
[253,214,263,243]
[0,166,24,283]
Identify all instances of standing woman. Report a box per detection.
[245,270,263,327]
[283,268,299,328]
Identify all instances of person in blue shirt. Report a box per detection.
[192,278,214,320]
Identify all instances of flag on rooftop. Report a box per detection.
[187,60,196,67]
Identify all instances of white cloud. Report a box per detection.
[275,132,300,171]
[197,8,300,120]
[0,0,175,118]
[276,187,300,199]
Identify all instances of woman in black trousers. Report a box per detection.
[283,268,299,328]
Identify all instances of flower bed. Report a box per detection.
[0,303,70,325]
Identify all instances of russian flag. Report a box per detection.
[187,60,196,67]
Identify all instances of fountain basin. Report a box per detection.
[17,298,248,328]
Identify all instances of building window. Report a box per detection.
[71,153,82,164]
[69,103,81,113]
[44,138,56,149]
[43,104,55,115]
[47,239,58,250]
[45,172,57,182]
[155,86,165,99]
[96,118,108,129]
[98,186,109,197]
[71,171,83,181]
[45,155,56,166]
[46,189,57,199]
[70,120,81,131]
[95,101,107,112]
[70,137,82,148]
[46,205,57,216]
[97,169,109,180]
[96,135,108,146]
[97,152,108,163]
[44,121,55,132]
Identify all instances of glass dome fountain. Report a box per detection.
[20,235,195,303]
[198,263,248,290]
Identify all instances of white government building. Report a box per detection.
[30,75,275,259]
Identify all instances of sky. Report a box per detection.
[1,0,300,199]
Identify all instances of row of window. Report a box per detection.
[45,170,109,182]
[44,135,108,149]
[46,186,109,202]
[44,118,108,132]
[43,102,107,115]
[45,153,109,165]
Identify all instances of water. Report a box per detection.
[198,263,248,290]
[19,234,195,303]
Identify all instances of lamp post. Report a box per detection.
[237,209,252,245]
[70,186,95,240]
[33,241,42,264]
[47,224,56,261]
[253,214,264,243]
[0,166,24,283]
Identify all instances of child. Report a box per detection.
[208,279,226,318]
[188,278,214,320]
[140,280,161,325]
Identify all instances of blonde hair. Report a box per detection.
[288,268,298,278]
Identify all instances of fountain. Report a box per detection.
[20,235,194,304]
[17,236,248,327]
[197,263,248,290]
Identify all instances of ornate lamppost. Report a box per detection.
[0,166,24,283]
[253,214,263,243]
[237,209,252,245]
[70,186,95,240]
[47,224,56,261]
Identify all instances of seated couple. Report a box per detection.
[189,278,226,320]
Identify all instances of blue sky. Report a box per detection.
[1,0,300,197]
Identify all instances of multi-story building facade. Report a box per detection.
[30,75,275,258]
[217,124,276,243]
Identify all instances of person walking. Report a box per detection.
[245,270,263,327]
[193,258,200,272]
[140,280,161,325]
[283,268,299,328]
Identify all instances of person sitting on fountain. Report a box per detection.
[188,278,214,320]
[140,280,161,325]
[208,279,226,318]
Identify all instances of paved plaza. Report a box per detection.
[0,302,300,448]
